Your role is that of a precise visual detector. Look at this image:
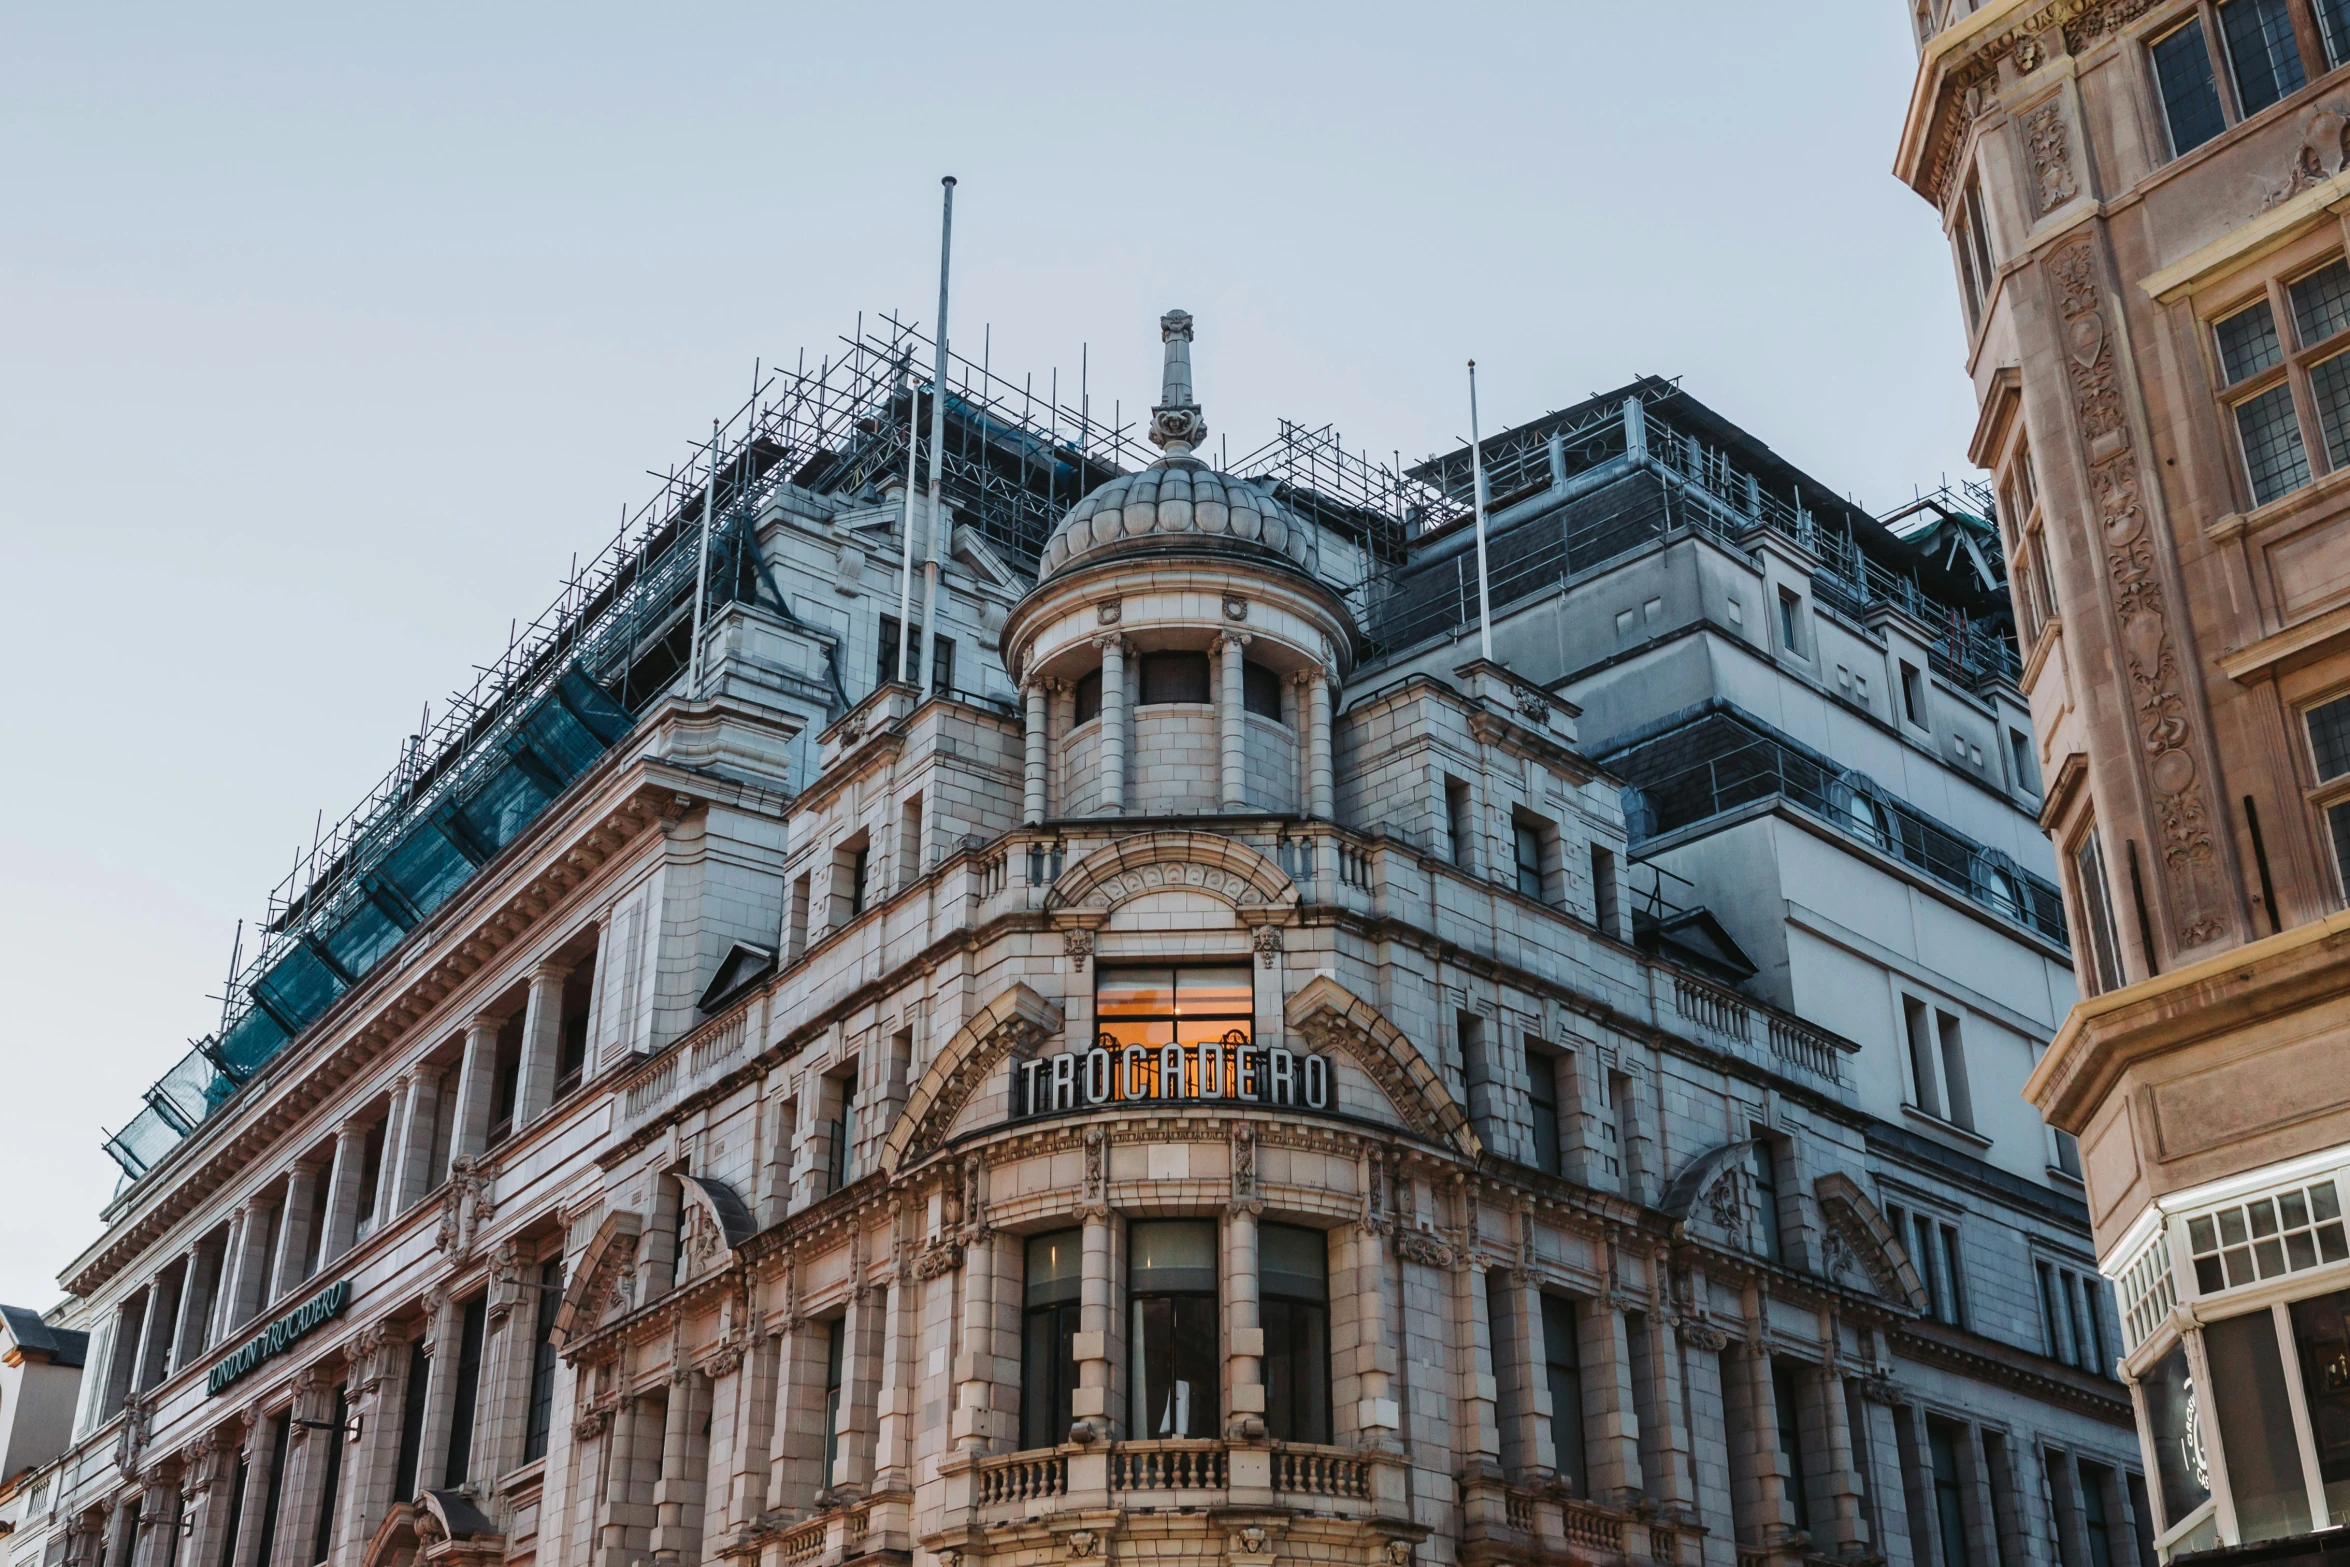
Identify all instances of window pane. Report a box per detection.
[1260,1223,1328,1303]
[1139,651,1211,704]
[2204,1310,2312,1541]
[2310,695,2350,780]
[2154,21,2228,155]
[2295,263,2350,349]
[2236,381,2312,504]
[2221,0,2307,117]
[2217,300,2284,384]
[1131,1294,1219,1438]
[2330,799,2350,897]
[2321,0,2350,67]
[1541,1294,1586,1491]
[1242,660,1284,721]
[1129,1219,1218,1293]
[1097,968,1176,1017]
[2313,352,2350,475]
[1262,1296,1330,1444]
[1026,1229,1082,1307]
[1021,1300,1079,1450]
[1175,966,1253,1014]
[2289,1289,2350,1520]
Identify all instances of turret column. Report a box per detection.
[1218,631,1250,811]
[1097,636,1128,816]
[1023,679,1049,826]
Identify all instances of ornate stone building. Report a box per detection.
[1899,1,2350,1561]
[45,309,2141,1567]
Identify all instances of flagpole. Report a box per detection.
[917,176,956,698]
[1469,360,1494,662]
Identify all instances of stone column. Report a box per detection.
[1307,667,1333,818]
[228,1412,279,1567]
[1097,636,1127,816]
[224,1195,275,1330]
[209,1209,247,1345]
[1581,1294,1645,1503]
[333,1329,400,1567]
[415,1292,462,1495]
[1678,1330,1739,1567]
[1857,1384,1915,1567]
[1346,1220,1400,1447]
[274,1369,335,1567]
[1049,680,1074,819]
[1457,1247,1509,1540]
[515,962,574,1131]
[1022,681,1049,826]
[1217,632,1250,811]
[389,1071,437,1214]
[954,1229,1000,1455]
[766,1322,827,1515]
[451,1016,502,1161]
[269,1159,325,1302]
[182,1433,239,1567]
[1814,1353,1868,1558]
[722,1336,778,1530]
[319,1122,370,1267]
[1738,1342,1798,1541]
[596,1395,645,1567]
[167,1246,208,1377]
[1071,1207,1114,1440]
[829,1289,884,1497]
[649,1373,707,1563]
[1494,1270,1546,1482]
[1631,1304,1698,1520]
[1225,1204,1265,1437]
[125,1276,165,1397]
[873,1272,914,1493]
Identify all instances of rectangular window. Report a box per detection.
[1446,777,1475,870]
[2294,261,2350,348]
[2186,1179,2349,1293]
[786,872,811,962]
[2204,1308,2314,1541]
[1901,661,1926,728]
[2008,728,2040,795]
[1021,1230,1082,1450]
[2321,0,2350,65]
[1073,668,1103,723]
[1928,1419,1974,1567]
[2073,828,2126,994]
[555,954,596,1099]
[1527,1044,1563,1177]
[1904,996,1943,1119]
[1458,1011,1491,1121]
[1094,966,1255,1099]
[897,793,924,892]
[1936,1010,1974,1130]
[2079,1462,2118,1567]
[2309,694,2350,780]
[848,845,870,917]
[1915,1213,1947,1321]
[1773,1360,1814,1532]
[2220,0,2307,118]
[523,1257,564,1461]
[1751,1128,1786,1265]
[392,1336,430,1507]
[1541,1294,1587,1492]
[1129,1220,1219,1439]
[2237,380,2313,504]
[1261,1224,1331,1445]
[2039,1261,2072,1363]
[824,1062,857,1193]
[1955,176,1997,328]
[252,1414,290,1567]
[2287,1288,2350,1519]
[2217,298,2286,384]
[311,1385,347,1566]
[1242,660,1284,721]
[2330,799,2350,899]
[443,1293,488,1487]
[876,615,955,694]
[1138,650,1212,705]
[2313,352,2350,472]
[2154,19,2229,155]
[1778,587,1806,655]
[822,1316,845,1485]
[1512,817,1549,901]
[2027,530,2057,630]
[1590,844,1618,934]
[1938,1224,1968,1328]
[1600,1069,1630,1192]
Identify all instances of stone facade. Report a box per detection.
[1900,2,2350,1560]
[38,321,2140,1567]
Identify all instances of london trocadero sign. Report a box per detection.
[1013,1035,1332,1119]
[207,1278,351,1395]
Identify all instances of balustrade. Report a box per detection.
[975,1450,1068,1507]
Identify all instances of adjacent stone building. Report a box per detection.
[1897,2,2350,1560]
[44,309,2143,1567]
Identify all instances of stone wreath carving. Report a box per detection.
[2047,238,2227,950]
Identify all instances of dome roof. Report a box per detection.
[1035,455,1313,581]
[1034,307,1313,584]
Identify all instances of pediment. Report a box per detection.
[550,1209,641,1351]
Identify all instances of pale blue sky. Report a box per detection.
[0,3,1962,1306]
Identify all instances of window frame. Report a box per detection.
[2208,257,2350,513]
[2301,690,2350,904]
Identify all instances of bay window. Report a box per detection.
[1130,1220,1219,1439]
[1260,1224,1331,1445]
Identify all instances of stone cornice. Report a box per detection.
[2025,908,2350,1131]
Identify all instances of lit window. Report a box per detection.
[1095,966,1253,1098]
[2153,20,2228,156]
[2236,381,2312,504]
[2219,0,2306,118]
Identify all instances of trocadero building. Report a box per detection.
[41,309,2149,1567]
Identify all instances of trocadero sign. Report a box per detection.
[207,1278,351,1395]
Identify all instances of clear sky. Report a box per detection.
[0,3,1964,1309]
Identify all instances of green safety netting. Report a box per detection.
[104,668,635,1182]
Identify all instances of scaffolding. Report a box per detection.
[102,314,1156,1190]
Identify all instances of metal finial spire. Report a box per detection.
[1149,309,1206,459]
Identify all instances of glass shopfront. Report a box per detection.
[1130,1220,1220,1439]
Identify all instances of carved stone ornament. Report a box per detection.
[1063,927,1094,971]
[574,1407,609,1441]
[1222,595,1249,622]
[1231,1122,1261,1215]
[1395,1230,1456,1269]
[1252,924,1283,969]
[2023,99,2077,211]
[2268,101,2350,209]
[1702,1170,1747,1243]
[1515,687,1551,725]
[1677,1318,1731,1353]
[912,1234,966,1281]
[1066,1528,1103,1559]
[1855,1368,1904,1406]
[1096,600,1122,626]
[436,1156,496,1258]
[1082,1125,1108,1214]
[2047,237,2228,950]
[1385,1541,1414,1567]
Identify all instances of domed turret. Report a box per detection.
[1034,311,1313,582]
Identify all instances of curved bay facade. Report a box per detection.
[37,313,2143,1567]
